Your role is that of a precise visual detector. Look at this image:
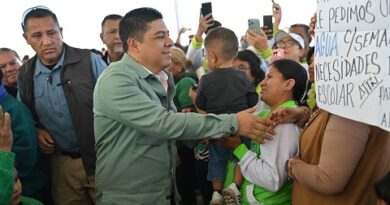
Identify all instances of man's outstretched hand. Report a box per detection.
[237,107,276,144]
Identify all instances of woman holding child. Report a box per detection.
[222,59,309,205]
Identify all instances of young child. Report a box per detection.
[194,27,258,205]
[224,59,309,205]
[10,168,44,205]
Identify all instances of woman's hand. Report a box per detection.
[269,106,310,127]
[261,26,273,40]
[195,13,214,41]
[286,156,300,180]
[246,29,269,52]
[273,2,282,30]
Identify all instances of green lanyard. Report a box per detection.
[251,100,297,156]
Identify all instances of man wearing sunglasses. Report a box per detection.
[17,6,107,205]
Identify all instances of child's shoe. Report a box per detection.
[209,191,224,205]
[222,183,241,205]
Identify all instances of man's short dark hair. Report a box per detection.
[101,14,123,30]
[0,48,20,60]
[204,27,238,60]
[119,7,163,52]
[21,6,59,32]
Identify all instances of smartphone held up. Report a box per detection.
[248,18,262,34]
[201,2,212,18]
[263,15,273,32]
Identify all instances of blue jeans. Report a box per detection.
[207,137,251,181]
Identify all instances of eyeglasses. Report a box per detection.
[276,39,298,48]
[21,5,52,29]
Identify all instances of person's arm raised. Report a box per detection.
[246,29,269,53]
[195,13,213,42]
[272,2,282,34]
[175,27,190,48]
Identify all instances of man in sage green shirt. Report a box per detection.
[93,7,274,205]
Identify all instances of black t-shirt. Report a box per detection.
[195,67,258,114]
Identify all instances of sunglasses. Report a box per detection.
[21,5,52,30]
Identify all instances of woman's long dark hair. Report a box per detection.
[270,59,309,106]
[235,50,265,86]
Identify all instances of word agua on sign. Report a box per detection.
[317,82,354,107]
[315,32,339,57]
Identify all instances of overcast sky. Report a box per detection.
[0,0,317,57]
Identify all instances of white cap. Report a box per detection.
[275,30,305,49]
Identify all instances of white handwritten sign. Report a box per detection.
[315,0,390,131]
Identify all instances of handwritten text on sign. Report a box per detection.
[316,0,390,131]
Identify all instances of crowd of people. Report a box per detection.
[0,2,389,205]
